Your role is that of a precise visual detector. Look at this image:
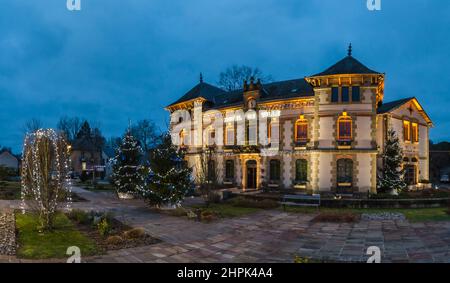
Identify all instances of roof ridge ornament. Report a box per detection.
[199,72,203,83]
[348,43,352,57]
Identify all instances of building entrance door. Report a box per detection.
[246,160,257,189]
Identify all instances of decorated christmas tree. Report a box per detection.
[112,131,144,197]
[138,133,192,207]
[378,128,407,194]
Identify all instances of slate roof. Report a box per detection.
[312,55,380,77]
[167,55,378,109]
[377,97,415,114]
[167,82,227,107]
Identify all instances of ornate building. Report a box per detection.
[166,46,432,194]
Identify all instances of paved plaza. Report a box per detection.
[1,187,450,263]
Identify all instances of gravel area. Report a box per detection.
[0,210,16,255]
[361,212,406,221]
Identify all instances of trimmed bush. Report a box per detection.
[123,227,145,239]
[200,211,216,222]
[105,235,124,245]
[230,197,279,209]
[67,209,91,225]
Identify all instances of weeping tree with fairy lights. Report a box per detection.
[21,129,72,231]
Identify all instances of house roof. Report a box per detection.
[167,82,227,107]
[377,97,415,114]
[167,52,378,110]
[377,97,433,125]
[311,55,380,77]
[167,78,314,110]
[72,137,99,152]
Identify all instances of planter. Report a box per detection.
[117,192,135,200]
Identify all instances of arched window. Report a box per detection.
[337,159,353,184]
[179,129,187,147]
[295,159,308,183]
[269,159,281,181]
[337,113,352,141]
[295,116,308,142]
[225,160,234,180]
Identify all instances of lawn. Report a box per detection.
[16,213,100,259]
[283,206,450,222]
[81,182,116,193]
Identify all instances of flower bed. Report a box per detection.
[0,210,16,255]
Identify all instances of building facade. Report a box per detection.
[166,48,432,194]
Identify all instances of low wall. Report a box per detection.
[231,192,450,209]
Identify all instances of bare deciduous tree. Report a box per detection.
[23,118,43,134]
[217,65,273,91]
[57,116,82,142]
[196,146,221,207]
[131,119,160,155]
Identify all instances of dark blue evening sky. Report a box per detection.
[1,0,449,153]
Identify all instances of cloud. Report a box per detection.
[0,0,449,152]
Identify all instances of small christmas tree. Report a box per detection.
[378,128,407,194]
[112,131,144,197]
[138,133,192,207]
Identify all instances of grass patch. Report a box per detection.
[283,206,450,222]
[16,213,100,259]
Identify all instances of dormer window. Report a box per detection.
[337,113,352,141]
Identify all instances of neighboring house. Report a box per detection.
[166,46,432,194]
[0,151,19,172]
[70,133,105,177]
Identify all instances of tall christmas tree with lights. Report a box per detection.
[138,133,191,207]
[112,131,144,198]
[378,128,407,194]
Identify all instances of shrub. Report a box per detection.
[105,235,124,245]
[97,218,111,237]
[166,207,188,217]
[207,192,222,204]
[123,228,145,239]
[230,197,279,209]
[201,211,216,222]
[312,212,359,223]
[79,171,89,182]
[67,209,91,225]
[294,256,311,263]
